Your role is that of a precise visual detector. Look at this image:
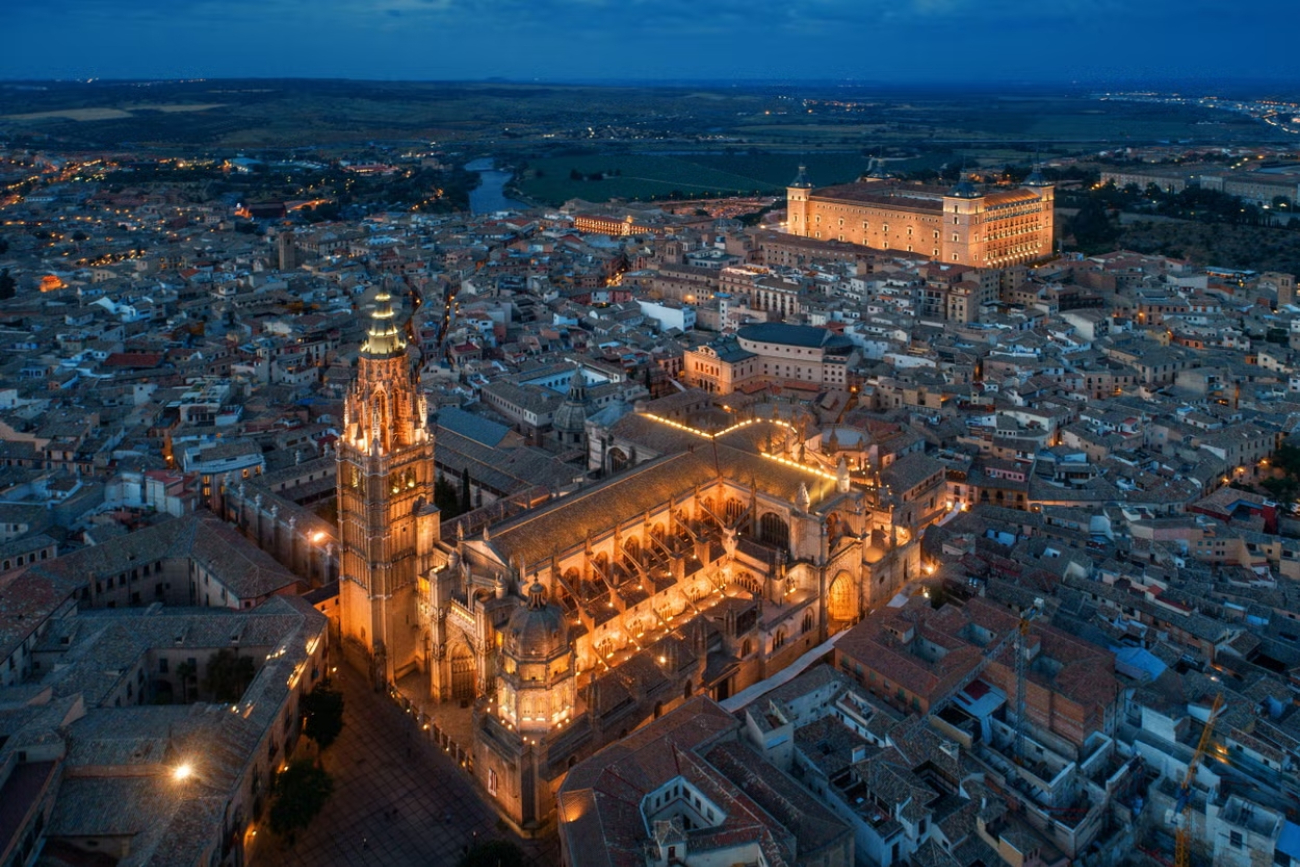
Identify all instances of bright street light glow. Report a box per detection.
[173,763,193,781]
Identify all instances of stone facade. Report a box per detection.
[787,170,1055,269]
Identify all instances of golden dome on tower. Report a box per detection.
[361,290,406,357]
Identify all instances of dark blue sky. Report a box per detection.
[4,0,1298,84]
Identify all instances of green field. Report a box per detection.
[515,150,971,205]
[0,79,1282,156]
[517,152,884,205]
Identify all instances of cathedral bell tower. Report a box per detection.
[337,290,439,687]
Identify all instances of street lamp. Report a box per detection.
[173,762,193,781]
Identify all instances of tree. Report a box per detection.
[269,759,334,837]
[1068,198,1120,253]
[434,474,461,518]
[300,682,345,750]
[458,840,526,867]
[203,648,256,702]
[175,659,197,704]
[1271,444,1300,477]
[460,467,472,513]
[1262,475,1300,504]
[0,269,14,301]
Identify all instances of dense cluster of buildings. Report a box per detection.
[3,148,1300,867]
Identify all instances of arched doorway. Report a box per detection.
[609,447,630,473]
[450,644,475,702]
[735,570,761,596]
[828,571,856,623]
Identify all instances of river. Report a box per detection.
[464,157,530,214]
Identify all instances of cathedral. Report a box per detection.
[336,298,924,831]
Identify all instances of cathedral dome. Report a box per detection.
[552,368,591,435]
[503,581,570,661]
[863,528,888,564]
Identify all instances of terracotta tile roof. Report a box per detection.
[487,447,838,571]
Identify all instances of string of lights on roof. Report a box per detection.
[641,413,864,485]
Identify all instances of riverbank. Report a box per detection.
[464,157,531,214]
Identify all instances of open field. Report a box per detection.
[515,150,975,205]
[5,103,227,122]
[0,80,1285,151]
[517,152,881,204]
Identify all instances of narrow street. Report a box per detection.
[251,663,559,867]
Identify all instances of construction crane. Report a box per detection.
[1174,692,1224,867]
[1013,612,1032,762]
[898,597,1043,751]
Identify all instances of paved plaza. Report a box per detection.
[251,663,560,867]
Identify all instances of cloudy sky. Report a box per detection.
[4,0,1297,83]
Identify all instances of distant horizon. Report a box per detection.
[1,75,1298,95]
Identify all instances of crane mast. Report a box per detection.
[897,597,1043,752]
[1174,692,1224,867]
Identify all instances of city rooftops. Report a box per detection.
[737,322,852,351]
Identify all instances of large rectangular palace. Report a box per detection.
[785,166,1055,268]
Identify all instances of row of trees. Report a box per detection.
[253,666,527,865]
[268,679,346,839]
